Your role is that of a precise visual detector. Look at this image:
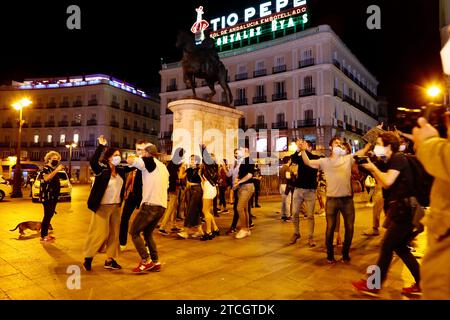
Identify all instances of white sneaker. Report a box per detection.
[177,231,189,239]
[120,245,127,252]
[192,232,203,238]
[235,229,250,239]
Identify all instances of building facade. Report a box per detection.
[0,74,160,182]
[441,0,450,101]
[159,24,379,157]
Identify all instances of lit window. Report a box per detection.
[34,135,39,143]
[73,134,79,143]
[60,134,66,144]
[47,135,52,143]
[275,137,288,152]
[256,138,267,153]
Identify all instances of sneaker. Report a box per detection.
[158,229,169,236]
[235,229,251,239]
[250,214,257,219]
[83,257,93,271]
[308,239,317,247]
[221,209,229,214]
[40,235,55,243]
[363,229,380,236]
[255,205,261,208]
[104,258,122,270]
[132,260,157,273]
[289,233,301,245]
[402,283,422,296]
[341,255,351,263]
[327,259,337,264]
[177,231,189,239]
[281,216,292,221]
[149,262,162,272]
[192,231,203,238]
[170,227,182,233]
[212,229,220,237]
[249,223,255,230]
[200,233,213,241]
[352,279,380,297]
[226,228,237,235]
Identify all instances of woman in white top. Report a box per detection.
[83,136,130,271]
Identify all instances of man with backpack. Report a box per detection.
[413,116,450,299]
[352,132,422,296]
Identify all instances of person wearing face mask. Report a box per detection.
[301,137,371,263]
[118,141,147,250]
[224,149,241,234]
[38,151,64,243]
[83,135,130,271]
[352,132,421,296]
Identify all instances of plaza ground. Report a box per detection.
[0,185,425,300]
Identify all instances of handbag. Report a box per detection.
[364,175,376,188]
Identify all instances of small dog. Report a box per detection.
[10,221,53,236]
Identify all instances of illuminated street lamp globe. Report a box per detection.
[427,86,441,98]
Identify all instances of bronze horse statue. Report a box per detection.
[176,30,233,107]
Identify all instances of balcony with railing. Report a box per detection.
[336,120,344,128]
[298,58,315,69]
[151,114,159,120]
[31,142,41,147]
[332,59,341,69]
[166,84,177,92]
[252,96,267,104]
[163,131,172,138]
[45,121,55,127]
[296,119,316,128]
[35,103,44,109]
[272,121,288,130]
[58,120,69,127]
[123,123,131,130]
[134,108,141,115]
[73,100,83,107]
[149,130,158,136]
[59,101,70,108]
[252,123,267,130]
[0,142,10,147]
[43,142,55,147]
[71,121,82,126]
[47,102,57,109]
[235,73,248,81]
[88,99,98,106]
[110,120,119,128]
[299,88,316,97]
[142,128,149,134]
[272,92,287,101]
[87,119,97,126]
[111,141,120,148]
[111,101,121,109]
[84,140,96,147]
[2,122,13,128]
[234,98,248,106]
[133,126,141,132]
[272,65,287,74]
[143,111,150,117]
[343,95,378,119]
[31,121,42,128]
[253,69,267,77]
[22,123,29,128]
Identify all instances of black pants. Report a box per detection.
[219,186,227,208]
[41,199,57,237]
[230,189,252,229]
[119,194,140,246]
[253,180,260,206]
[377,222,421,285]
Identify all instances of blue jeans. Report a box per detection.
[325,196,355,260]
[288,188,316,239]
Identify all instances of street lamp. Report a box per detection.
[65,142,77,180]
[11,98,32,198]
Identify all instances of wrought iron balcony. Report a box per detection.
[298,58,315,69]
[272,122,288,129]
[252,96,267,104]
[235,73,248,81]
[253,69,267,77]
[58,121,69,127]
[299,88,316,97]
[272,92,287,101]
[296,119,316,128]
[87,119,97,126]
[234,98,248,106]
[272,65,287,74]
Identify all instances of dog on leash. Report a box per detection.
[10,221,53,236]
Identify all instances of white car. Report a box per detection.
[32,171,72,202]
[0,178,13,201]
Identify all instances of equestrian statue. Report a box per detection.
[176,30,233,107]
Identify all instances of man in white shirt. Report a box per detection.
[127,144,169,273]
[301,138,370,263]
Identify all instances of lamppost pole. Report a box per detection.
[65,142,77,180]
[11,98,32,198]
[11,107,23,198]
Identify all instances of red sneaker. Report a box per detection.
[40,235,55,243]
[132,260,160,273]
[402,283,422,296]
[352,279,380,297]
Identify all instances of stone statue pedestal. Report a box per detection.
[168,99,244,162]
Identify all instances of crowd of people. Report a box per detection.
[34,115,450,298]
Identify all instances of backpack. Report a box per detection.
[404,154,434,207]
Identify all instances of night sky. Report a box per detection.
[0,0,442,120]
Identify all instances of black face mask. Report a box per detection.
[51,160,59,167]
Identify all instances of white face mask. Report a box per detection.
[332,146,344,156]
[399,144,406,152]
[111,156,121,166]
[373,145,387,157]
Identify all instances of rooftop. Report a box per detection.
[6,74,150,99]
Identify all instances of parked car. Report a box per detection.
[0,177,13,201]
[32,171,72,202]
